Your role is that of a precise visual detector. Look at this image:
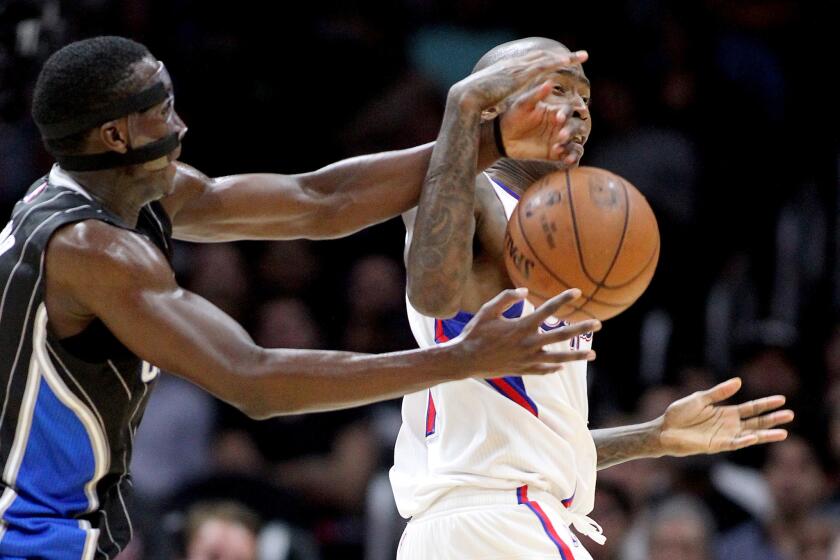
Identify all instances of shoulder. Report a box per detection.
[158,162,211,219]
[47,219,172,290]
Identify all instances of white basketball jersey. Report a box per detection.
[390,176,598,525]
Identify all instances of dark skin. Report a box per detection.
[407,38,794,469]
[42,52,596,419]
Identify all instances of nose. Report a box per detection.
[173,111,188,140]
[572,97,590,121]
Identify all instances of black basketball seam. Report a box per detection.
[514,192,576,292]
[602,235,660,289]
[565,169,602,286]
[568,170,631,309]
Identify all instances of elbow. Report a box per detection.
[215,350,290,420]
[407,279,461,319]
[240,401,274,421]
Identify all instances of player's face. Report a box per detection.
[545,63,591,167]
[125,58,187,193]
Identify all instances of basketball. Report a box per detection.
[504,166,659,322]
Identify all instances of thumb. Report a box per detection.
[702,377,742,405]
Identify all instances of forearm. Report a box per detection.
[171,132,500,243]
[293,143,434,237]
[407,97,484,317]
[168,145,434,242]
[592,418,665,470]
[246,344,462,417]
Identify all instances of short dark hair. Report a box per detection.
[32,36,151,154]
[183,500,261,549]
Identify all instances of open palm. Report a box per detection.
[659,377,794,457]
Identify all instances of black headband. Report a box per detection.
[36,82,169,140]
[53,132,180,172]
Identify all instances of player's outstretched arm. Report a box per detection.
[162,145,432,242]
[46,223,598,417]
[161,54,586,245]
[591,378,795,470]
[160,115,549,243]
[406,50,588,318]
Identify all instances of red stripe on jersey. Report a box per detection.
[486,378,539,416]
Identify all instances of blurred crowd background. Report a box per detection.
[1,0,838,559]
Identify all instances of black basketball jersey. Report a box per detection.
[0,165,173,559]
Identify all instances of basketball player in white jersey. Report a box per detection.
[392,37,795,559]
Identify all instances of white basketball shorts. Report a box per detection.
[396,486,593,560]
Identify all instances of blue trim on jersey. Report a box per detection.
[492,178,521,201]
[435,302,541,415]
[1,376,97,557]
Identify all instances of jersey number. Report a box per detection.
[0,222,14,258]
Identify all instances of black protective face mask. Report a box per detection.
[35,62,181,172]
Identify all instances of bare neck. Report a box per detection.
[486,159,562,195]
[66,169,157,228]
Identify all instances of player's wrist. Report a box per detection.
[423,340,475,383]
[649,415,670,457]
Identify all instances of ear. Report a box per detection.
[481,107,499,122]
[98,119,130,154]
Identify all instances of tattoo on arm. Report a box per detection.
[592,420,664,470]
[407,100,482,315]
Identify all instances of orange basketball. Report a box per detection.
[504,166,659,322]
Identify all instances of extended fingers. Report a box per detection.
[477,287,529,318]
[729,428,789,451]
[517,50,589,86]
[535,349,595,365]
[537,320,601,346]
[528,288,582,324]
[740,409,795,431]
[737,395,787,418]
[513,80,554,112]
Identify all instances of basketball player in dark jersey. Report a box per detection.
[0,36,596,558]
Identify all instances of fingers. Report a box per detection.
[736,395,787,418]
[504,348,595,376]
[730,429,789,450]
[537,320,601,346]
[514,49,589,88]
[527,288,582,324]
[476,287,529,319]
[701,377,742,405]
[540,349,595,363]
[513,80,553,112]
[740,409,795,431]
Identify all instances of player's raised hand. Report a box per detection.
[658,377,795,456]
[449,49,588,114]
[452,287,600,378]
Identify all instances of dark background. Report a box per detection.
[1,1,838,559]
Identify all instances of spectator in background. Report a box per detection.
[647,495,716,560]
[180,501,260,560]
[341,255,414,353]
[588,481,632,560]
[254,298,324,351]
[717,434,830,560]
[185,243,251,323]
